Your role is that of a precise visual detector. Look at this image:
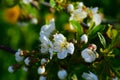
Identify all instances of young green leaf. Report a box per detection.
[97,32,106,48]
[106,25,118,39]
[71,74,78,80]
[50,0,56,8]
[88,25,105,40]
[70,20,83,39]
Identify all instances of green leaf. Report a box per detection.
[87,21,95,32]
[106,25,118,39]
[71,74,78,80]
[97,32,106,48]
[50,0,56,8]
[88,25,105,40]
[70,20,83,40]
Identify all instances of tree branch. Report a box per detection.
[0,45,16,54]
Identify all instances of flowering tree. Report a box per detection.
[0,0,120,80]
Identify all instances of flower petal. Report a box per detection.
[57,50,68,59]
[67,43,74,54]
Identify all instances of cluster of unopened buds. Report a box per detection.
[7,1,118,80]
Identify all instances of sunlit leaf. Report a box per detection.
[106,25,112,39]
[106,25,118,39]
[71,74,78,80]
[112,29,118,39]
[50,0,56,8]
[70,20,83,39]
[88,25,105,40]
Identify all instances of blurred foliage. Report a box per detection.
[0,0,120,80]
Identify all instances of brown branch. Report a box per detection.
[80,22,89,29]
[0,45,16,54]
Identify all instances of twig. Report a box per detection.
[101,20,119,25]
[80,22,89,29]
[0,45,16,54]
[39,0,51,7]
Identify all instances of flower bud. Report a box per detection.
[15,49,24,62]
[67,4,74,12]
[8,64,21,73]
[39,76,46,80]
[38,66,45,74]
[112,77,118,80]
[81,48,96,63]
[77,2,84,8]
[88,44,97,51]
[8,66,14,73]
[41,58,49,65]
[24,57,30,66]
[31,18,38,24]
[57,69,67,80]
[23,66,28,72]
[80,34,88,44]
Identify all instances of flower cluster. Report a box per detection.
[68,2,102,26]
[38,19,74,79]
[7,1,120,80]
[40,19,75,59]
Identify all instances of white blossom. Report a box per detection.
[41,58,48,65]
[87,7,101,26]
[93,13,102,26]
[15,49,24,62]
[82,72,98,80]
[112,77,118,80]
[57,69,67,80]
[77,2,84,8]
[31,18,38,24]
[39,19,55,55]
[91,7,98,14]
[53,33,74,59]
[38,66,45,74]
[40,34,54,54]
[40,18,55,38]
[81,48,97,63]
[40,41,53,53]
[70,9,87,21]
[24,57,30,66]
[68,2,87,21]
[67,43,74,54]
[39,76,46,80]
[40,43,49,53]
[23,66,28,72]
[88,44,97,51]
[67,4,74,12]
[8,66,14,73]
[53,33,66,42]
[81,34,88,43]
